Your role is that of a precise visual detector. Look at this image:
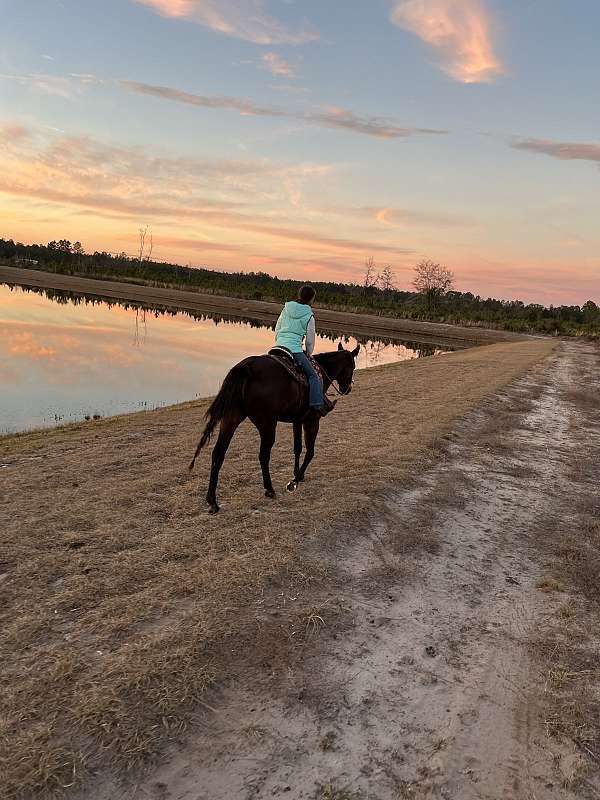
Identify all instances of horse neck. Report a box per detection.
[315,351,342,389]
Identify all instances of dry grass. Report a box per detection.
[537,576,564,593]
[540,634,600,770]
[314,782,361,800]
[319,731,337,752]
[0,339,554,799]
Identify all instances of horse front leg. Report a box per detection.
[206,414,243,514]
[258,422,277,499]
[287,421,304,492]
[295,416,320,485]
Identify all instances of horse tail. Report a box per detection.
[188,363,248,471]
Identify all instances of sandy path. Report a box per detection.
[0,264,522,346]
[80,341,598,800]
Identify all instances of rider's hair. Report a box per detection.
[297,284,316,304]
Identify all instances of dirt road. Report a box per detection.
[0,264,521,346]
[68,341,599,799]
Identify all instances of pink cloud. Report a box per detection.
[120,79,447,139]
[0,124,336,225]
[262,52,296,79]
[511,137,600,165]
[0,124,416,263]
[362,205,471,228]
[390,0,503,84]
[0,72,76,97]
[134,0,318,45]
[0,123,30,141]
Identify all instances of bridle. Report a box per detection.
[318,361,354,397]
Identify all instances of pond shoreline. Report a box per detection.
[0,265,526,348]
[1,280,450,435]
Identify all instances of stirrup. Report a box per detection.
[316,398,337,417]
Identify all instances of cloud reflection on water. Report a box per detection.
[0,284,448,433]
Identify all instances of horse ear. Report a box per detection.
[351,344,360,358]
[338,342,344,351]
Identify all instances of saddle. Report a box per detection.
[267,346,324,388]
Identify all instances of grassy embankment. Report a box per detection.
[4,259,600,337]
[0,264,521,347]
[0,338,554,799]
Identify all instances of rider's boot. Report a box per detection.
[316,397,336,417]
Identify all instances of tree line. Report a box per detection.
[1,236,598,337]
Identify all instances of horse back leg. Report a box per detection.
[206,411,245,513]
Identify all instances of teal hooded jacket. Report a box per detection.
[274,301,314,353]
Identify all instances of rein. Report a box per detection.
[317,361,351,397]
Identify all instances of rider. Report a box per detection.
[274,285,334,417]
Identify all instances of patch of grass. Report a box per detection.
[558,604,576,619]
[541,644,600,761]
[300,607,326,638]
[314,781,361,800]
[320,731,337,751]
[396,780,418,798]
[242,724,267,742]
[537,576,564,593]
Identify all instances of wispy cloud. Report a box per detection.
[262,52,296,78]
[134,0,318,45]
[307,107,445,139]
[390,0,503,84]
[120,79,285,116]
[0,124,415,263]
[0,123,332,220]
[0,123,30,141]
[364,205,471,228]
[0,70,445,140]
[120,79,447,139]
[269,83,310,95]
[0,72,75,98]
[511,137,600,166]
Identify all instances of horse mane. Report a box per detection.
[313,349,343,368]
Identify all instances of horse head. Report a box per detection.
[334,341,360,394]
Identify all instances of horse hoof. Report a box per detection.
[265,489,276,499]
[208,503,220,515]
[286,480,298,493]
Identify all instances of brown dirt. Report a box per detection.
[0,338,559,799]
[0,264,525,346]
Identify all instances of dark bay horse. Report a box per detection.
[189,343,359,513]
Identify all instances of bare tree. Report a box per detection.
[378,265,396,294]
[412,259,454,313]
[362,256,379,294]
[137,226,154,264]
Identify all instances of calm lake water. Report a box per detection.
[0,283,451,434]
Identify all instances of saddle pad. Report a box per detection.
[267,349,323,386]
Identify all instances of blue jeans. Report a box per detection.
[293,351,324,407]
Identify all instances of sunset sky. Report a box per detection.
[1,0,598,304]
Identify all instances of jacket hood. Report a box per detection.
[284,301,313,320]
